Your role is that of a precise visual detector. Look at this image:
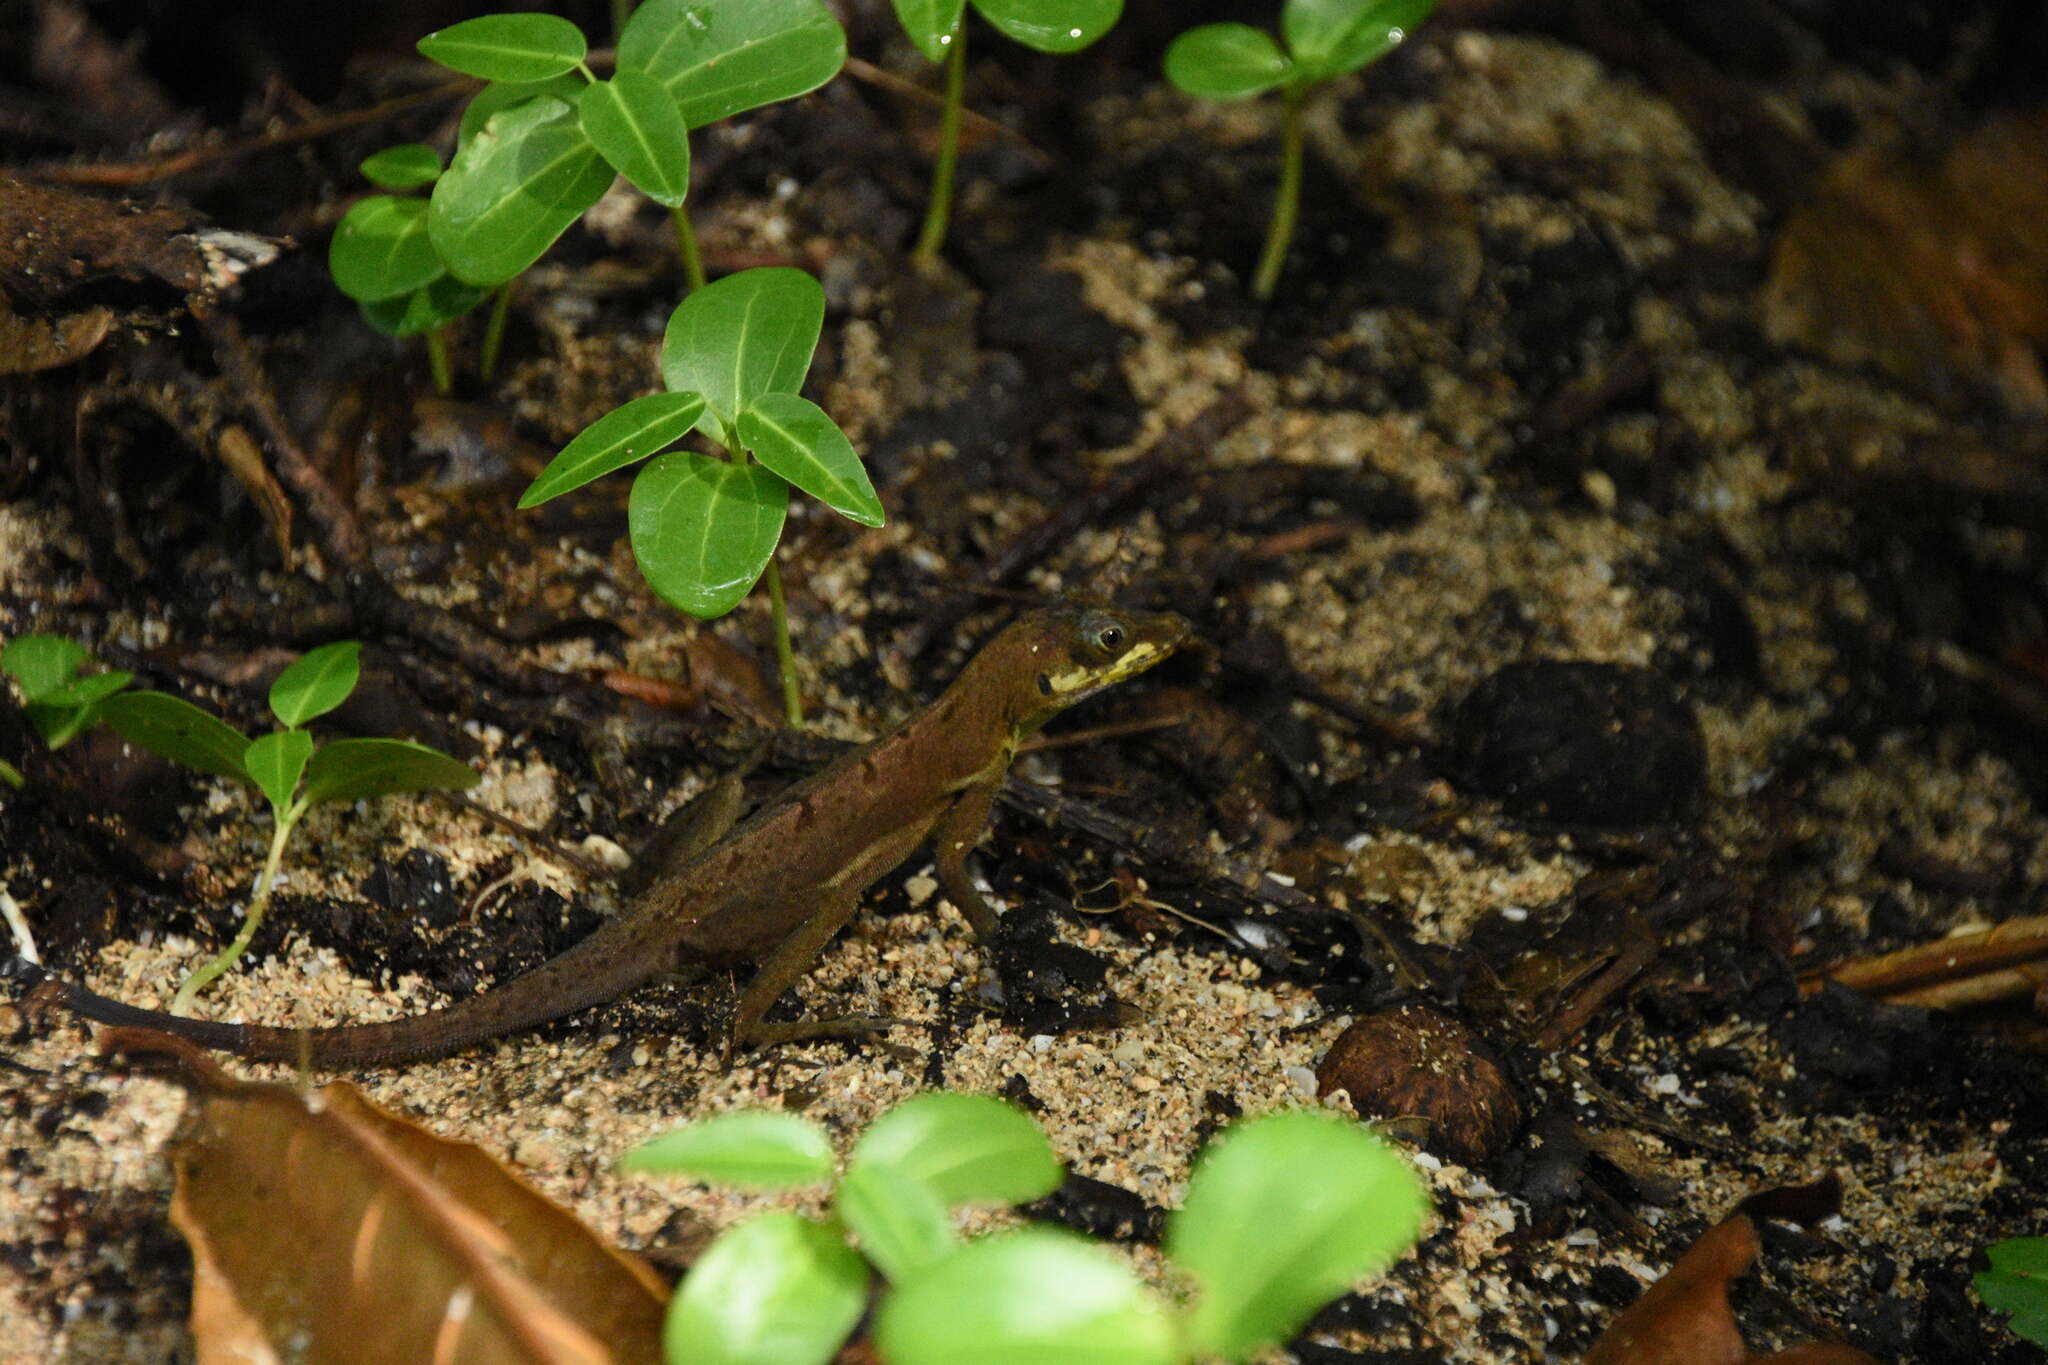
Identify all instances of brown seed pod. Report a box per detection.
[1316,1005,1522,1165]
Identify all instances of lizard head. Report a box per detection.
[992,606,1189,737]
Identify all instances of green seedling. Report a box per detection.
[332,4,845,384]
[624,1094,1428,1365]
[6,640,475,1011]
[1165,0,1435,300]
[1979,1236,2048,1346]
[519,266,882,729]
[892,0,1123,270]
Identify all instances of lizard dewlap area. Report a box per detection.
[22,606,1188,1068]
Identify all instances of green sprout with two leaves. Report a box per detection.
[518,266,881,729]
[890,0,1122,269]
[1166,0,1435,300]
[623,1092,1429,1364]
[329,0,846,388]
[1,636,476,1012]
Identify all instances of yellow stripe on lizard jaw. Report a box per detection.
[1043,641,1165,696]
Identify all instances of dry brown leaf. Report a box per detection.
[1585,1212,1881,1365]
[105,1029,667,1365]
[1765,109,2048,417]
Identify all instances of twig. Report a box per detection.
[893,386,1256,663]
[842,57,1045,157]
[22,80,475,186]
[1802,914,2048,1010]
[1,891,38,965]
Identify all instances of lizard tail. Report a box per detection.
[11,927,669,1067]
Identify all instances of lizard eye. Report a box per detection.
[1096,624,1125,652]
[1037,673,1054,696]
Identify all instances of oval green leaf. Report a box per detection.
[99,692,251,782]
[1979,1237,2048,1346]
[836,1163,955,1283]
[36,669,133,711]
[974,0,1122,53]
[429,96,613,286]
[521,391,708,508]
[1282,0,1434,84]
[2,634,88,701]
[618,0,846,129]
[890,0,967,63]
[459,74,587,146]
[620,1112,833,1189]
[300,737,477,807]
[665,1213,867,1365]
[628,452,787,619]
[328,196,445,303]
[244,728,313,813]
[577,70,693,208]
[876,1228,1177,1365]
[269,641,361,728]
[846,1092,1061,1208]
[737,392,883,528]
[359,276,490,338]
[1166,1111,1428,1361]
[359,143,443,190]
[1165,23,1293,99]
[417,13,587,82]
[661,267,824,439]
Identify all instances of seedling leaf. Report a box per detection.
[1168,1111,1427,1361]
[521,391,708,508]
[628,452,787,619]
[660,267,824,438]
[1165,24,1293,99]
[417,13,587,83]
[360,276,490,338]
[618,0,846,130]
[359,144,443,190]
[845,1092,1061,1208]
[891,0,967,63]
[300,738,476,807]
[836,1163,955,1283]
[100,692,252,782]
[330,196,445,302]
[578,70,693,208]
[738,392,884,527]
[974,0,1122,53]
[269,642,361,728]
[664,1212,867,1365]
[875,1228,1177,1365]
[429,96,613,286]
[1979,1237,2048,1346]
[2,635,89,702]
[620,1112,833,1189]
[244,729,313,813]
[459,75,586,146]
[1282,0,1434,84]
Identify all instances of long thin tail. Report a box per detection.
[11,922,668,1067]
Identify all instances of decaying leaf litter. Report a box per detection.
[4,1,2047,1361]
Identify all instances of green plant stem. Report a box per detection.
[1251,87,1306,301]
[423,327,454,395]
[910,27,967,272]
[171,810,297,1016]
[673,207,708,293]
[480,277,517,383]
[0,756,22,789]
[762,556,804,730]
[611,0,633,44]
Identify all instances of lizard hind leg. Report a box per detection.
[720,889,908,1066]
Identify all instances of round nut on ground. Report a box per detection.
[1317,1005,1521,1165]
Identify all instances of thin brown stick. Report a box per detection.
[842,56,1044,156]
[23,80,475,186]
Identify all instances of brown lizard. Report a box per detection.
[25,607,1186,1067]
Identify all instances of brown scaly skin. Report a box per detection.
[25,607,1188,1067]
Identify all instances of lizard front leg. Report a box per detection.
[932,773,1005,940]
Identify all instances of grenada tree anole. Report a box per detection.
[28,607,1187,1067]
